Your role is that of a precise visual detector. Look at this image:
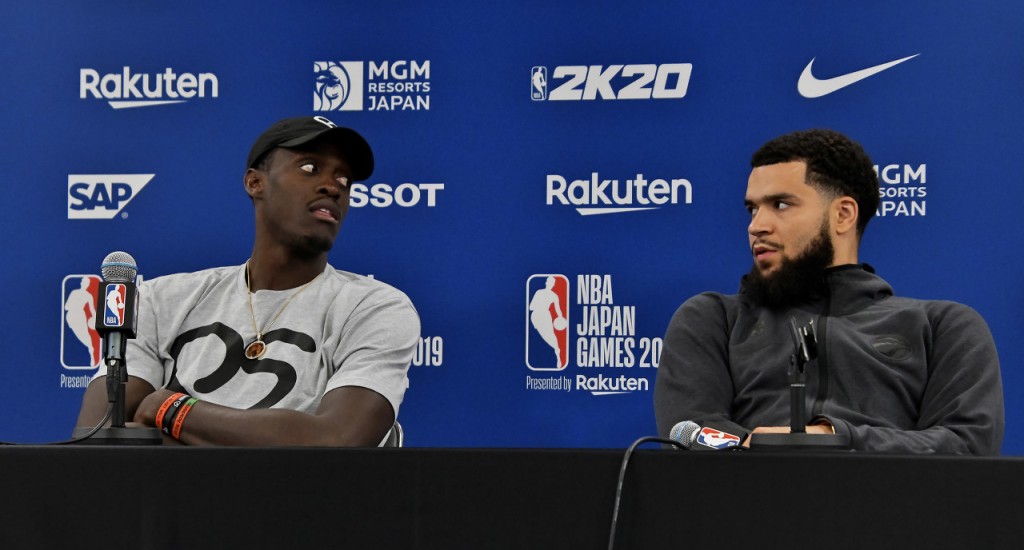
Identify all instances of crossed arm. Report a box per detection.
[655,294,1004,455]
[75,376,395,446]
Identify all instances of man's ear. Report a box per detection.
[833,196,859,235]
[244,168,263,199]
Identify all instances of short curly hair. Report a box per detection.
[751,129,879,237]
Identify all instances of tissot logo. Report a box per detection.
[80,67,219,109]
[349,183,444,208]
[797,54,919,98]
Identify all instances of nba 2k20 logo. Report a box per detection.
[531,63,692,101]
[61,275,102,369]
[525,274,569,371]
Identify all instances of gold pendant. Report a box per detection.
[245,339,266,360]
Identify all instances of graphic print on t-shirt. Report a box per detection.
[166,322,317,408]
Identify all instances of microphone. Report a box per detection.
[669,420,701,449]
[95,251,140,427]
[70,250,160,445]
[669,420,749,451]
[100,251,139,282]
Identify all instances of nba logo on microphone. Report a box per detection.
[103,284,127,327]
[61,275,102,369]
[526,274,569,371]
[696,427,742,450]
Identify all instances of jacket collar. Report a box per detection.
[824,263,894,316]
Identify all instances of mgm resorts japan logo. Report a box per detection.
[314,60,430,112]
[525,274,661,396]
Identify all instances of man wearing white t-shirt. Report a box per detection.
[75,116,420,446]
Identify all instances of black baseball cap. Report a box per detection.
[246,116,374,181]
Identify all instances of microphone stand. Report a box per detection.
[750,319,850,450]
[106,333,128,427]
[789,320,811,435]
[71,272,161,446]
[71,336,161,445]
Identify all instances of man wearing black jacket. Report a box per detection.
[654,129,1004,454]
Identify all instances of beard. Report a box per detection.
[741,220,834,309]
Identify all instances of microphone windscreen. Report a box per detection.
[669,420,701,449]
[101,251,138,282]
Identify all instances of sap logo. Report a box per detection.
[314,61,364,111]
[535,63,691,101]
[80,67,219,109]
[350,183,444,208]
[68,174,154,219]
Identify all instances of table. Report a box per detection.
[0,446,1020,549]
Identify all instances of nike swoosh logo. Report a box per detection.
[798,54,919,98]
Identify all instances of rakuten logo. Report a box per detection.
[80,67,219,109]
[547,173,692,215]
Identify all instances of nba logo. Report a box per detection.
[103,283,127,327]
[696,427,742,450]
[525,274,569,370]
[531,66,547,101]
[61,275,102,369]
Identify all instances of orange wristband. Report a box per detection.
[171,397,198,440]
[155,392,186,431]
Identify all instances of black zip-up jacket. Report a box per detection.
[654,265,1004,454]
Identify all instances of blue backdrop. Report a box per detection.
[2,1,1020,453]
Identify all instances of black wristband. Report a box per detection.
[162,393,192,434]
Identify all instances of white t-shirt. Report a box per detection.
[95,263,419,417]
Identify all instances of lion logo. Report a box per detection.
[314,61,351,111]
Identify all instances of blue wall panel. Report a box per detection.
[0,1,1019,452]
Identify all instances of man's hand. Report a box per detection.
[75,376,157,428]
[742,424,834,446]
[133,388,180,427]
[127,385,394,446]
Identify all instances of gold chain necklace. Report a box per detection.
[243,261,320,360]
